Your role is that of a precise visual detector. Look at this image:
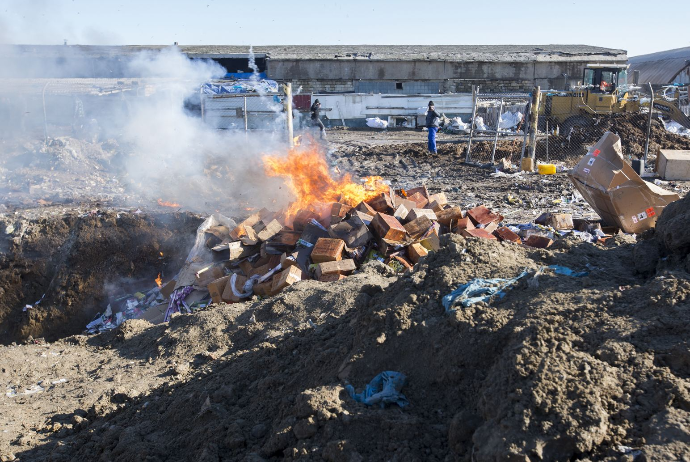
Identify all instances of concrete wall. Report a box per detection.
[268,59,623,93]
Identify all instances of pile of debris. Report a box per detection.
[190,186,613,306]
[84,131,682,333]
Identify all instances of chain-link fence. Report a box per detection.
[461,87,685,166]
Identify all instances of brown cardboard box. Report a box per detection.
[195,265,225,288]
[311,238,345,263]
[208,275,231,304]
[568,132,680,234]
[371,213,407,242]
[314,259,356,279]
[271,266,302,294]
[222,274,249,303]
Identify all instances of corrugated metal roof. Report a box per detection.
[0,44,627,63]
[628,46,690,84]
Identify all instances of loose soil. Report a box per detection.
[2,126,690,461]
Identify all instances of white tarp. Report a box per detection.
[499,111,524,129]
[366,117,388,129]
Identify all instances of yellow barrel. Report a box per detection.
[537,163,556,175]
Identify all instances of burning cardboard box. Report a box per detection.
[569,132,680,234]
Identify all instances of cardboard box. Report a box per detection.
[453,217,475,233]
[524,235,553,248]
[494,227,521,243]
[140,303,169,325]
[568,132,680,234]
[467,205,504,227]
[407,242,428,264]
[222,274,249,303]
[208,275,231,304]
[407,192,429,209]
[407,208,437,222]
[461,228,497,240]
[271,266,302,294]
[195,265,225,288]
[367,192,394,213]
[657,150,690,181]
[535,213,574,230]
[371,213,407,241]
[311,238,345,263]
[404,216,433,240]
[318,273,347,282]
[436,206,463,226]
[314,259,356,279]
[329,214,372,248]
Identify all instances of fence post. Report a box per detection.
[42,81,50,145]
[545,120,549,163]
[528,86,541,160]
[491,98,504,163]
[520,105,529,160]
[284,83,294,147]
[643,82,654,163]
[465,85,478,162]
[244,96,248,132]
[200,85,205,122]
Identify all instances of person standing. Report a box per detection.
[425,101,441,153]
[310,99,326,139]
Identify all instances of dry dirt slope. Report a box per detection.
[2,224,690,461]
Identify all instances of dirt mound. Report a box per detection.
[0,210,202,344]
[6,233,690,461]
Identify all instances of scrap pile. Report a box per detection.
[194,185,606,306]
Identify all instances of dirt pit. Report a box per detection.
[0,209,202,344]
[3,231,690,461]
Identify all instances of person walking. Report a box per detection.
[310,99,326,139]
[425,101,441,153]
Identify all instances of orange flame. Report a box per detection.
[157,199,180,208]
[263,144,388,218]
[155,273,163,288]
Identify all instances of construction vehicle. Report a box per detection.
[539,64,690,132]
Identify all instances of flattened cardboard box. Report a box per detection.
[568,132,680,234]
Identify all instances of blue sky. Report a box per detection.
[0,0,686,57]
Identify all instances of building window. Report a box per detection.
[395,82,403,90]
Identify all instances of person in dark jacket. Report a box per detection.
[425,101,441,153]
[310,99,326,139]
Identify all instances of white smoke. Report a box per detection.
[0,45,292,214]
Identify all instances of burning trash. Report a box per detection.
[83,139,638,334]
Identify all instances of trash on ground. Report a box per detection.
[569,131,680,233]
[345,371,409,408]
[442,269,530,311]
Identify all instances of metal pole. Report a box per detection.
[545,120,549,163]
[528,86,541,159]
[643,82,654,163]
[200,85,205,122]
[491,98,503,163]
[284,83,294,148]
[520,104,529,160]
[243,96,248,132]
[42,81,50,145]
[465,85,478,162]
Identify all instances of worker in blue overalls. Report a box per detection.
[425,101,441,154]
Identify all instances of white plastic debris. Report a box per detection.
[498,111,524,129]
[474,116,487,131]
[366,117,388,129]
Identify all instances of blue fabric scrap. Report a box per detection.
[442,269,529,312]
[548,265,589,277]
[345,371,409,408]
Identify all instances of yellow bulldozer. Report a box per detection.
[539,64,690,133]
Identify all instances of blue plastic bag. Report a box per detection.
[345,371,409,408]
[442,269,529,312]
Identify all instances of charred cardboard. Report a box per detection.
[568,132,680,234]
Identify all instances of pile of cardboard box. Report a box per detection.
[196,185,570,305]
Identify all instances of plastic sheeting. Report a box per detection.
[442,269,530,311]
[446,117,469,133]
[366,117,388,129]
[499,111,524,129]
[345,371,409,408]
[202,80,279,95]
